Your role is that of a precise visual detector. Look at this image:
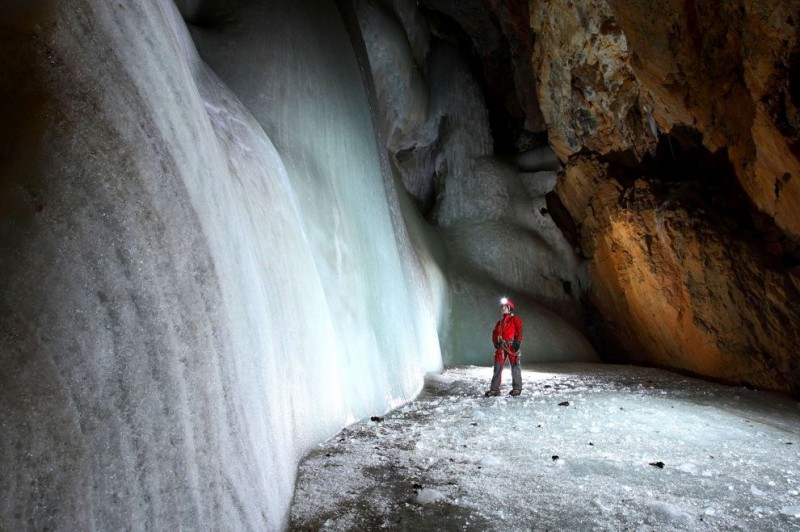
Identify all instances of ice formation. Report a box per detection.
[354,0,597,365]
[1,0,594,528]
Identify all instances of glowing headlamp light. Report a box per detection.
[500,297,509,306]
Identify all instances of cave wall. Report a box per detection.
[528,0,800,394]
[398,0,799,394]
[2,0,799,528]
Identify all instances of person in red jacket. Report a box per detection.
[485,297,524,397]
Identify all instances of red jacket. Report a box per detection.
[492,314,523,354]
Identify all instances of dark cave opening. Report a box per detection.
[417,4,546,155]
[641,127,799,269]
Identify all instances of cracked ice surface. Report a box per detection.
[290,364,800,531]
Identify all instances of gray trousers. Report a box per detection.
[490,355,522,391]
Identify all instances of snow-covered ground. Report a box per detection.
[290,364,800,531]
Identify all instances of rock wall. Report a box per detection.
[530,0,800,394]
[531,0,655,161]
[608,0,800,242]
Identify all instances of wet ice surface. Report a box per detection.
[290,364,800,531]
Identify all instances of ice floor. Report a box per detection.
[289,364,800,531]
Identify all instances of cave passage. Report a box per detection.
[290,364,800,530]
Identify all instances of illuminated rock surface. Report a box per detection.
[532,0,800,394]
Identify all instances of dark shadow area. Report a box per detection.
[175,0,241,30]
[763,46,800,162]
[416,4,547,155]
[596,127,800,269]
[0,3,56,247]
[645,127,798,269]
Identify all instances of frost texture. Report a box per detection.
[0,0,444,529]
[292,364,800,531]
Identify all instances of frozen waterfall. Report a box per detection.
[1,1,445,528]
[1,0,593,529]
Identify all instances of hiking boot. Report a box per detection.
[484,390,500,397]
[509,389,521,397]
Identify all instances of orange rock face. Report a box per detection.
[606,0,800,241]
[536,0,800,394]
[565,168,799,392]
[531,0,655,161]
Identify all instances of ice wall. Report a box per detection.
[0,0,445,529]
[354,0,598,365]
